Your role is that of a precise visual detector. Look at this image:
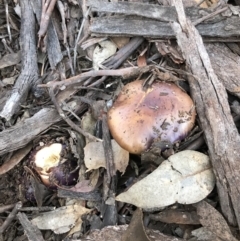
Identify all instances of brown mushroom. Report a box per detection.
[107,80,196,154]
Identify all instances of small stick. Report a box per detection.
[39,37,144,89]
[17,212,44,241]
[73,7,91,71]
[87,37,144,87]
[49,88,102,142]
[19,206,56,212]
[102,113,115,183]
[65,43,75,76]
[38,0,58,45]
[193,6,228,26]
[0,204,15,214]
[38,66,150,88]
[0,201,22,234]
[57,0,67,44]
[4,0,11,42]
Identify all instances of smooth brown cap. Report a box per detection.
[107,80,196,154]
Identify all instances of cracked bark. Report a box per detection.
[171,0,240,227]
[0,0,38,121]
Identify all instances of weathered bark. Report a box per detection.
[0,0,38,121]
[88,1,240,99]
[57,188,102,201]
[88,0,225,23]
[0,108,61,156]
[171,0,240,227]
[17,212,45,241]
[31,0,63,68]
[90,15,240,39]
[206,43,240,99]
[88,1,240,39]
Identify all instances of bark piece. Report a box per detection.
[88,0,223,23]
[89,2,240,39]
[205,43,240,98]
[0,0,38,121]
[17,212,44,241]
[0,108,61,156]
[171,0,240,227]
[121,209,149,241]
[46,19,63,68]
[32,0,63,68]
[37,0,57,38]
[90,15,240,39]
[57,188,102,201]
[196,201,238,241]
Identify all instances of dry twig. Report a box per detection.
[38,0,57,44]
[73,7,91,72]
[0,202,22,234]
[17,212,45,241]
[49,87,102,142]
[0,204,15,214]
[4,0,11,42]
[39,66,151,88]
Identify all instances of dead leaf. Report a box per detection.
[153,68,183,82]
[191,227,222,241]
[84,140,129,173]
[80,225,127,241]
[149,209,200,225]
[111,37,130,49]
[89,169,100,188]
[0,52,21,69]
[79,224,184,241]
[93,40,117,70]
[31,202,91,234]
[70,180,96,192]
[121,208,149,241]
[68,216,84,236]
[155,42,184,64]
[195,201,238,241]
[29,175,49,207]
[137,54,147,67]
[81,111,97,144]
[232,87,240,93]
[14,4,21,17]
[0,144,32,175]
[116,150,215,209]
[2,75,18,85]
[81,37,107,50]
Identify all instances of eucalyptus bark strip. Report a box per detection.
[0,108,60,156]
[0,0,38,121]
[171,0,240,227]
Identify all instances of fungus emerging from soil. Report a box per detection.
[33,143,78,188]
[107,80,196,154]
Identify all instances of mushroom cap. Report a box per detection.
[107,80,196,154]
[34,143,78,187]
